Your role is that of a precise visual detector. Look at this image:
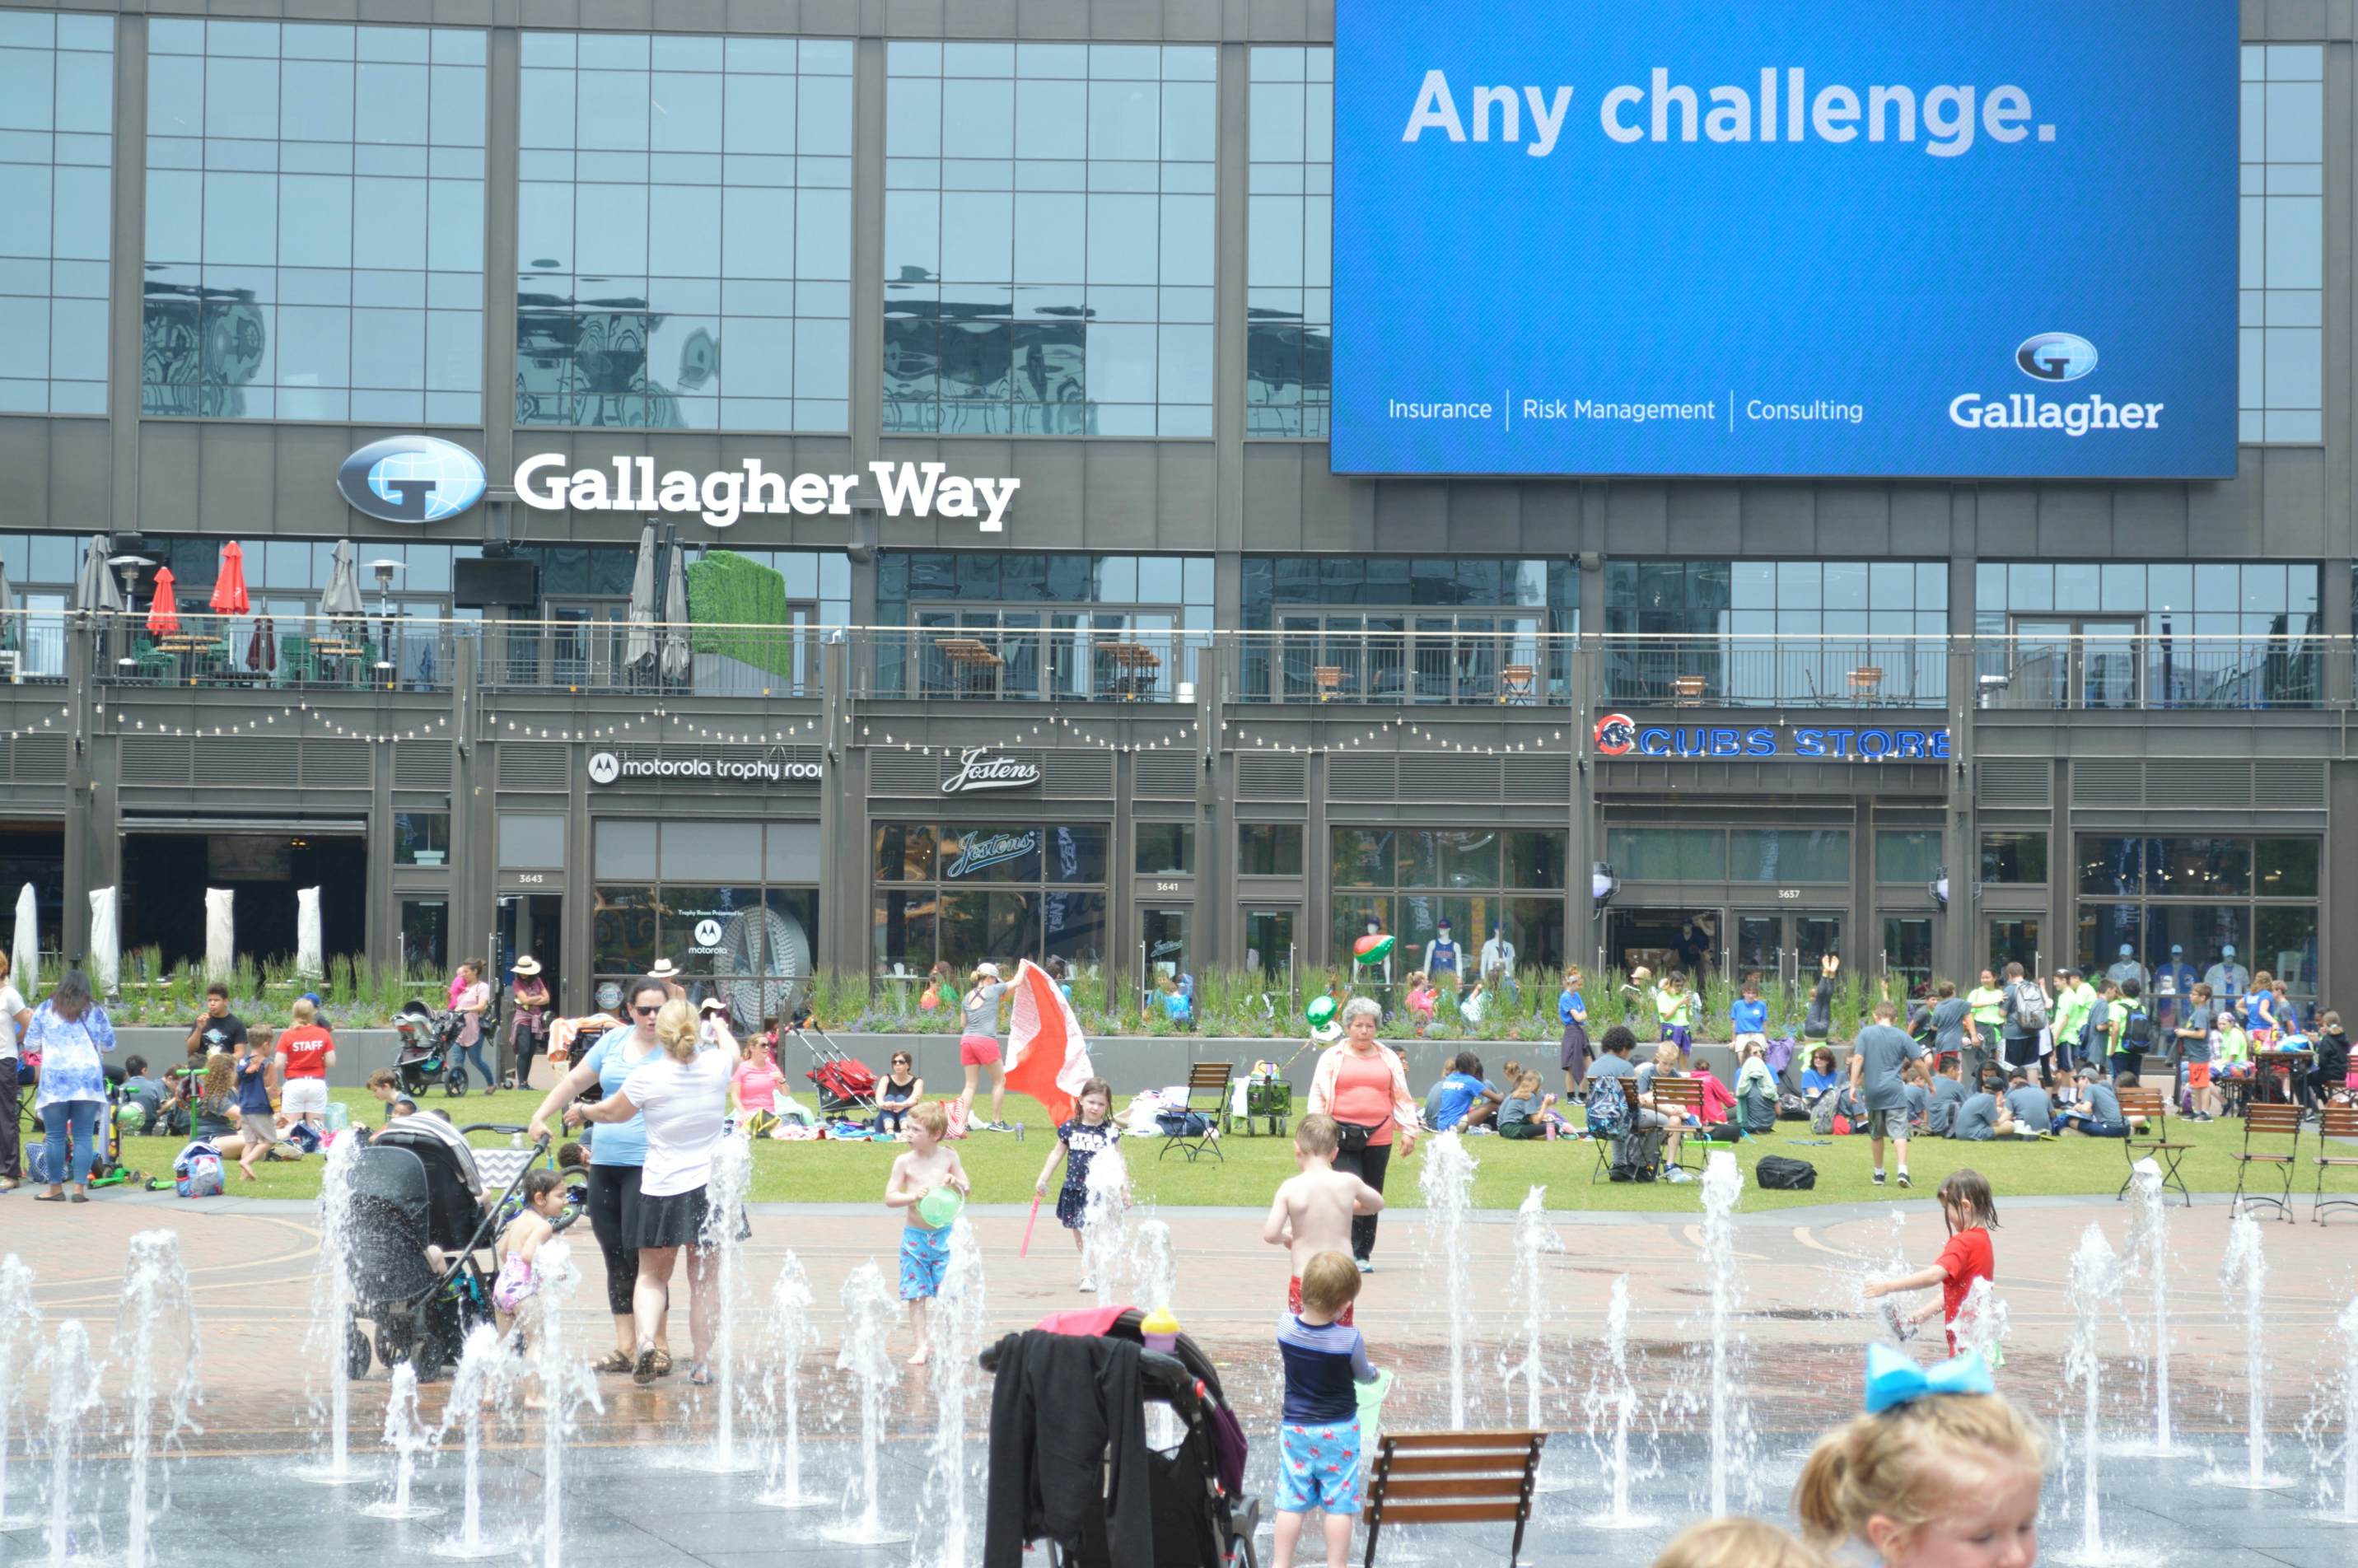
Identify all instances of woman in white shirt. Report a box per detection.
[0,951,35,1190]
[569,997,737,1387]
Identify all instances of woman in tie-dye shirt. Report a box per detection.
[28,969,115,1202]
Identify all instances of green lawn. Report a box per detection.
[104,1085,2303,1215]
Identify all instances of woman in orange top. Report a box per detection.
[1305,996,1422,1271]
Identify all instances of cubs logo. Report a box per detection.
[1594,712,1636,755]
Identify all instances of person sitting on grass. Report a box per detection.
[119,1055,167,1132]
[1924,1056,1968,1136]
[2052,1065,2128,1136]
[1800,1046,1842,1108]
[1733,1041,1778,1133]
[1947,1074,2004,1141]
[1426,1052,1501,1133]
[2000,1069,2049,1139]
[1495,1068,1569,1140]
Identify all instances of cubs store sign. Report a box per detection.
[1594,714,1951,761]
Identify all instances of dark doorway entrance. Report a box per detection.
[121,833,367,972]
[497,894,563,1008]
[1604,907,1722,987]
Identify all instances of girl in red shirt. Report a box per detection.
[1862,1169,1998,1355]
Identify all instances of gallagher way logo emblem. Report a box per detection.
[2015,333,2099,383]
[337,436,488,524]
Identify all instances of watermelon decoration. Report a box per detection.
[1353,932,1396,965]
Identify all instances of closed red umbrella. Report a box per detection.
[146,566,180,636]
[209,540,250,614]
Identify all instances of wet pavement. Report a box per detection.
[1,1186,2354,1564]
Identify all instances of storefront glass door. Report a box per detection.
[1881,915,1934,999]
[1730,912,1843,988]
[1987,916,2042,975]
[1241,906,1296,988]
[1604,908,1722,986]
[1141,904,1190,1010]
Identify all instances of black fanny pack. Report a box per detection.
[1334,1119,1377,1154]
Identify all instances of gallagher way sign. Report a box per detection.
[1330,0,2234,478]
[516,457,1020,531]
[1593,715,1950,761]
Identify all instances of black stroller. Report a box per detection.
[982,1308,1258,1568]
[342,1116,566,1379]
[391,1001,469,1099]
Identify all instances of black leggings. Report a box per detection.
[1332,1139,1393,1262]
[586,1164,644,1317]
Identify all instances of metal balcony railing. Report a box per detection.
[32,614,2352,714]
[860,626,1209,703]
[1237,628,1571,706]
[1973,634,2327,711]
[1598,636,1946,709]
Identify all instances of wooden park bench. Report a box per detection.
[1359,1429,1546,1568]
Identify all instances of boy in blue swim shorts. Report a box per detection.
[885,1099,967,1366]
[1273,1250,1379,1568]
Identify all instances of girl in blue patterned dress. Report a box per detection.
[1033,1077,1119,1286]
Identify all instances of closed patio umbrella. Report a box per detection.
[624,521,658,668]
[146,565,180,636]
[87,885,118,994]
[320,540,366,629]
[74,536,121,613]
[12,882,38,995]
[209,539,250,615]
[0,556,14,652]
[661,536,691,680]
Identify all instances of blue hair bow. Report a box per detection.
[1865,1342,1993,1413]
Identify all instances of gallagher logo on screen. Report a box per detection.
[2015,333,2100,382]
[1953,334,2163,437]
[1594,713,1637,756]
[336,436,488,524]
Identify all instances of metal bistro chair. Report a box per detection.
[2312,1105,2358,1224]
[1650,1076,1710,1174]
[2230,1103,2305,1222]
[1159,1060,1231,1163]
[2118,1085,2193,1207]
[1359,1429,1547,1568]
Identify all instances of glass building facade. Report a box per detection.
[1245,45,1333,437]
[517,32,852,432]
[143,20,487,422]
[883,42,1216,436]
[0,11,110,414]
[2240,44,2324,443]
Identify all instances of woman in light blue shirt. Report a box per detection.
[529,974,674,1374]
[27,970,114,1202]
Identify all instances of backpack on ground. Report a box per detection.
[1777,1090,1810,1122]
[1608,1126,1664,1182]
[1809,1092,1840,1136]
[172,1143,224,1198]
[2010,981,2051,1033]
[1755,1154,1818,1190]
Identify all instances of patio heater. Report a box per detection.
[107,554,153,670]
[367,559,406,674]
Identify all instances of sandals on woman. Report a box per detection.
[592,1350,633,1374]
[650,1348,675,1377]
[633,1348,661,1387]
[688,1364,714,1387]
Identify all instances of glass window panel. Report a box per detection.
[1134,822,1193,876]
[1979,832,2047,884]
[2078,835,2148,896]
[2254,838,2318,898]
[1605,828,1725,883]
[2253,906,2318,998]
[1238,824,1303,876]
[2150,836,2249,898]
[1875,829,1940,885]
[1729,828,1850,883]
[1331,827,1394,888]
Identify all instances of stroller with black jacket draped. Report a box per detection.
[981,1307,1258,1568]
[342,1117,575,1379]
